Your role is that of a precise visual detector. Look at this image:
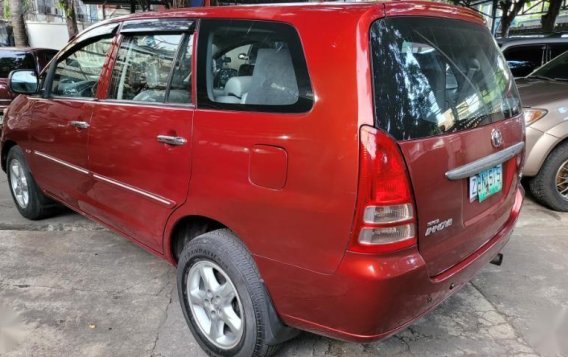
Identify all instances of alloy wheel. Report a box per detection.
[9,159,29,209]
[556,159,568,200]
[186,260,244,350]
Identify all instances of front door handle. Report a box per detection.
[157,135,187,146]
[70,121,90,129]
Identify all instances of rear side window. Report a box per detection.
[530,50,568,80]
[549,43,568,59]
[0,51,35,78]
[503,45,544,77]
[197,19,313,113]
[371,17,521,141]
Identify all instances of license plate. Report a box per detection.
[469,164,503,202]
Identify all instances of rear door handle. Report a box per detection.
[70,121,90,129]
[157,135,187,146]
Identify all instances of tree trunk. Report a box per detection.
[500,0,526,38]
[541,0,562,33]
[9,0,28,47]
[63,0,78,39]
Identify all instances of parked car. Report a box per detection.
[1,3,525,356]
[499,36,568,77]
[0,48,57,132]
[518,50,568,211]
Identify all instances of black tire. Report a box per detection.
[529,141,568,212]
[177,229,287,357]
[6,146,57,220]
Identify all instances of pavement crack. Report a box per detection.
[470,281,538,355]
[151,285,175,357]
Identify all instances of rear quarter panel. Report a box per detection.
[165,8,381,274]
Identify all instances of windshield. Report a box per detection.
[370,17,521,141]
[0,51,35,78]
[529,50,568,81]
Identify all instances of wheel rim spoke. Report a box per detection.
[216,283,235,304]
[199,266,221,292]
[189,288,205,306]
[209,315,224,341]
[555,160,568,199]
[220,306,242,334]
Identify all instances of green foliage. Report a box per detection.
[3,0,9,19]
[57,0,71,17]
[4,0,32,19]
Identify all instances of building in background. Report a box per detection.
[22,0,138,49]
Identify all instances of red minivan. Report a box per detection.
[1,2,525,356]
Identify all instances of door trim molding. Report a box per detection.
[35,151,90,174]
[34,150,174,207]
[92,173,174,207]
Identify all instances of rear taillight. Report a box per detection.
[349,126,417,254]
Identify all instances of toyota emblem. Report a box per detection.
[491,129,503,148]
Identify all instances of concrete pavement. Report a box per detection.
[0,172,566,357]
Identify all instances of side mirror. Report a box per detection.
[9,70,39,95]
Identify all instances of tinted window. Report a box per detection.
[197,20,313,113]
[503,45,544,77]
[371,17,521,141]
[0,51,35,78]
[108,34,184,103]
[530,50,568,81]
[51,37,112,98]
[549,43,568,59]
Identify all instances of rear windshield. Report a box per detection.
[370,17,521,141]
[0,50,35,78]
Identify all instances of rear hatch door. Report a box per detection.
[370,15,524,277]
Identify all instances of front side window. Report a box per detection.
[108,33,188,103]
[197,19,313,113]
[51,37,112,98]
[371,17,521,141]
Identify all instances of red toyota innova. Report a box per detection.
[1,2,525,356]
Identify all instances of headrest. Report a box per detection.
[224,76,252,98]
[245,48,298,105]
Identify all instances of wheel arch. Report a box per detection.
[1,140,18,173]
[530,135,568,177]
[166,214,227,264]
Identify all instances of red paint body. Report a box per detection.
[1,2,524,341]
[0,48,57,133]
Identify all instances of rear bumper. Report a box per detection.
[259,187,524,342]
